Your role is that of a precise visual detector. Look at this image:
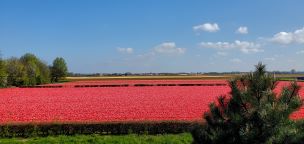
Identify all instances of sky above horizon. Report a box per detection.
[1,0,304,73]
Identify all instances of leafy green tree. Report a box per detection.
[51,57,68,82]
[6,57,27,86]
[19,53,50,86]
[36,61,51,84]
[0,54,7,87]
[20,53,40,85]
[192,63,303,144]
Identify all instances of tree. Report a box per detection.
[51,57,68,82]
[20,53,40,85]
[36,61,51,84]
[19,53,51,86]
[0,54,7,87]
[291,69,296,74]
[6,57,27,86]
[192,63,303,144]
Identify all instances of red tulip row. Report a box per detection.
[0,80,303,124]
[41,80,228,88]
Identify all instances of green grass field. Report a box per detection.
[0,133,193,144]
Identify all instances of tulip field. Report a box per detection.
[0,80,304,124]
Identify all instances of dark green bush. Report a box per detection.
[0,121,198,138]
[192,63,304,144]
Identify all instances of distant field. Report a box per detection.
[66,74,304,81]
[66,75,235,81]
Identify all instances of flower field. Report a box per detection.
[0,80,303,124]
[40,80,227,88]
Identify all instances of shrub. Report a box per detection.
[0,121,197,138]
[192,63,303,144]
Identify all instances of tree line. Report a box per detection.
[0,53,68,87]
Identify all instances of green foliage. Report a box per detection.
[0,56,7,88]
[192,63,303,144]
[51,57,68,82]
[0,133,192,144]
[20,53,50,85]
[0,122,195,138]
[6,57,27,86]
[0,52,68,87]
[35,60,51,84]
[20,53,39,85]
[5,53,51,87]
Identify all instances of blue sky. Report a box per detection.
[0,0,304,73]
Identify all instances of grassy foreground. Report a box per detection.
[0,133,192,144]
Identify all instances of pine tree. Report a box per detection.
[192,63,303,144]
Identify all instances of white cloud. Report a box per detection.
[230,58,242,63]
[193,23,220,32]
[271,27,304,44]
[200,40,263,54]
[296,50,304,54]
[295,28,304,43]
[271,32,293,44]
[154,42,186,55]
[117,47,134,54]
[236,26,248,34]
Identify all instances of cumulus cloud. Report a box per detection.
[271,27,304,44]
[193,23,220,32]
[271,32,293,44]
[154,42,186,55]
[236,26,248,34]
[117,47,134,54]
[200,40,263,54]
